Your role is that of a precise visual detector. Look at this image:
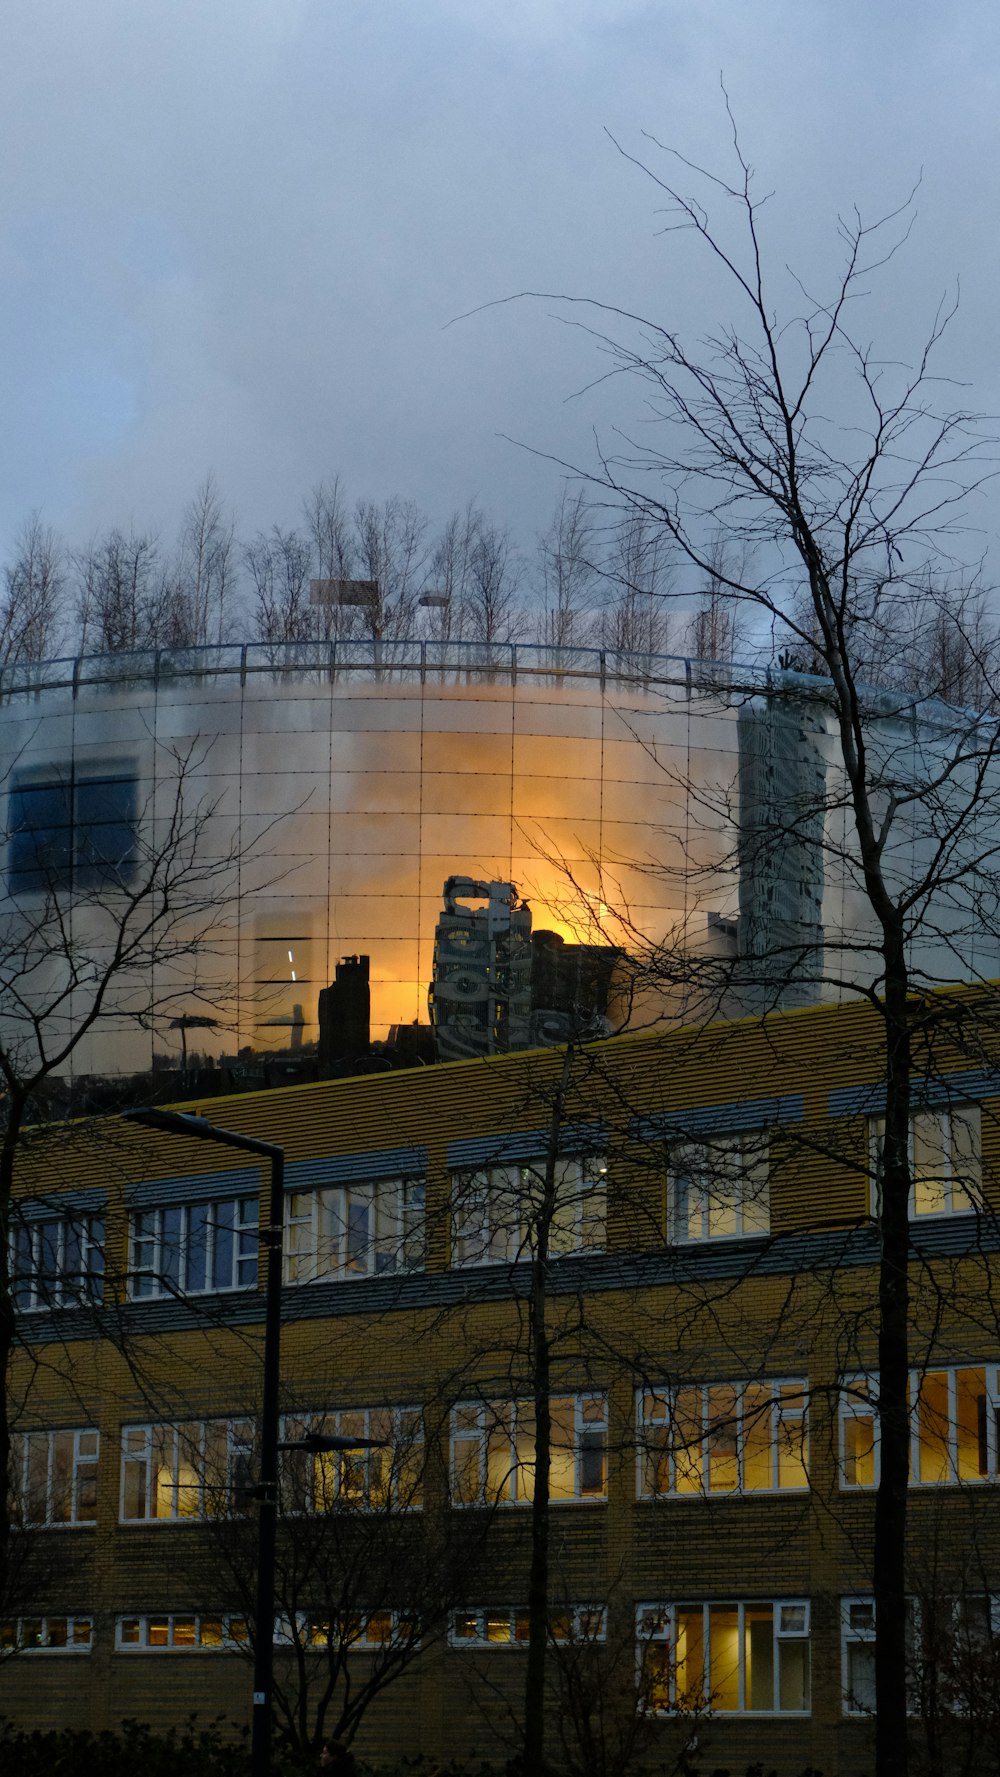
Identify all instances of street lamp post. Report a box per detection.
[123,1108,284,1777]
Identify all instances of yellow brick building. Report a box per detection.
[5,994,1000,1775]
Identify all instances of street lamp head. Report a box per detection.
[122,1105,217,1138]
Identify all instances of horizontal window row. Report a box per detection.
[450,1606,606,1648]
[11,1105,987,1312]
[118,1614,248,1650]
[121,1407,422,1522]
[276,1612,417,1651]
[0,1616,93,1653]
[19,1366,1000,1534]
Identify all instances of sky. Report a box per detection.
[1,0,998,581]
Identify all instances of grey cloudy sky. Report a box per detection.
[1,0,997,571]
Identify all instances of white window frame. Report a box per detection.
[128,1197,258,1299]
[638,1379,808,1497]
[449,1605,607,1648]
[842,1597,876,1715]
[279,1406,424,1511]
[116,1613,248,1651]
[451,1155,607,1268]
[450,1393,607,1506]
[274,1610,417,1651]
[0,1615,93,1653]
[670,1135,770,1242]
[11,1426,100,1527]
[284,1176,425,1284]
[839,1366,1000,1489]
[869,1105,981,1219]
[10,1211,105,1310]
[120,1418,255,1523]
[638,1600,810,1715]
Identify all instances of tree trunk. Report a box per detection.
[874,946,913,1777]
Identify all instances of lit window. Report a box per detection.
[280,1407,423,1511]
[284,1178,424,1283]
[0,1616,93,1652]
[120,1419,255,1522]
[448,1606,605,1648]
[450,1395,607,1506]
[639,1601,810,1714]
[128,1197,257,1298]
[639,1381,808,1497]
[10,1210,105,1311]
[115,1614,247,1650]
[8,767,138,894]
[275,1612,417,1651]
[870,1106,980,1217]
[838,1367,1000,1488]
[671,1136,769,1241]
[451,1156,607,1266]
[11,1427,99,1527]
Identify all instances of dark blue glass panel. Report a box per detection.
[75,775,138,886]
[8,779,73,891]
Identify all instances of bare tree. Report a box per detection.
[536,489,599,651]
[599,512,673,657]
[0,744,255,1611]
[244,526,315,645]
[683,532,747,665]
[74,527,170,655]
[0,517,66,669]
[167,474,236,648]
[183,1402,481,1759]
[466,514,524,645]
[426,500,484,641]
[533,118,1000,1777]
[303,477,357,641]
[351,497,429,643]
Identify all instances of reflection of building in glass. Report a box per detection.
[429,879,622,1060]
[429,879,533,1061]
[738,696,827,1008]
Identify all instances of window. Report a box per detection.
[671,1135,769,1241]
[0,1616,93,1653]
[120,1419,255,1522]
[8,766,137,894]
[451,1394,607,1505]
[128,1198,258,1298]
[449,1606,606,1648]
[639,1380,808,1497]
[870,1106,981,1217]
[10,1428,99,1526]
[639,1601,810,1714]
[280,1407,424,1510]
[10,1210,104,1311]
[451,1156,607,1266]
[839,1367,1000,1488]
[276,1612,417,1651]
[842,1598,876,1714]
[116,1614,248,1651]
[839,1378,878,1488]
[285,1178,424,1283]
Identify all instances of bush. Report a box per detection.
[0,1716,250,1777]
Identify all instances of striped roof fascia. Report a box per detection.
[447,1124,607,1169]
[125,1146,429,1211]
[631,1094,805,1144]
[12,1188,108,1223]
[828,1068,1000,1119]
